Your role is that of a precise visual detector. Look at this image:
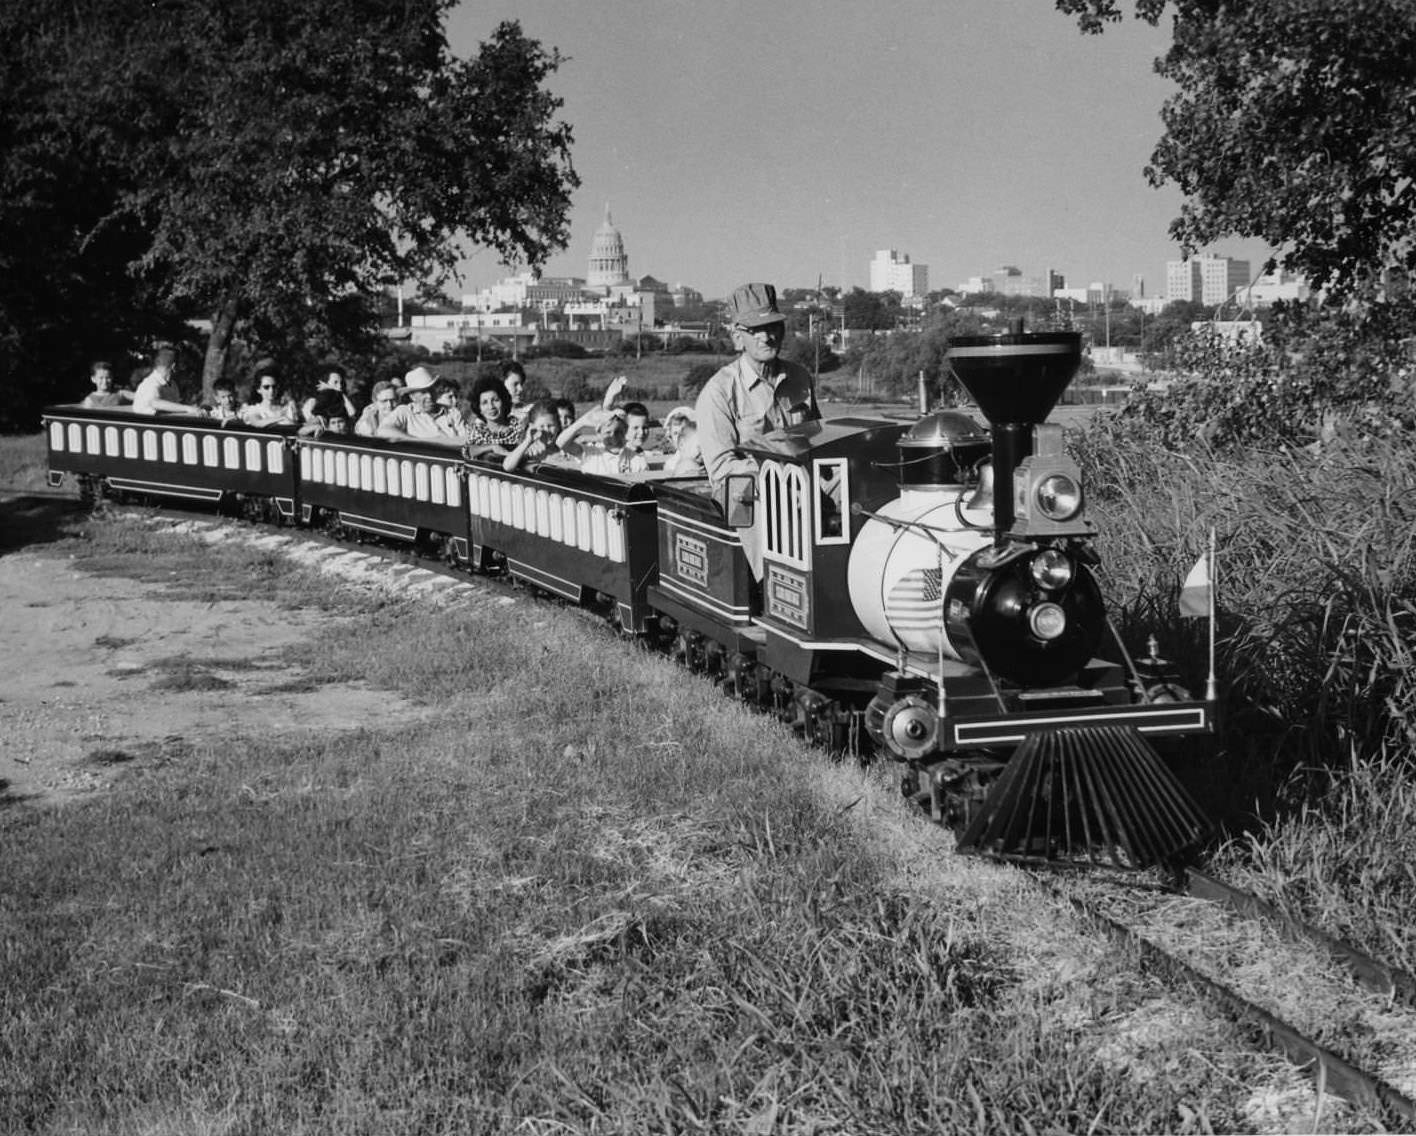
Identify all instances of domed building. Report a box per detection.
[586,204,630,292]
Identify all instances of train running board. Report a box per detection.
[954,724,1210,868]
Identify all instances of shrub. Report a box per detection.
[537,340,589,359]
[680,362,719,401]
[1099,302,1416,454]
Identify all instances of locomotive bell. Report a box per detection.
[896,411,990,491]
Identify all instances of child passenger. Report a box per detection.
[204,378,240,425]
[502,400,568,472]
[663,423,704,477]
[80,360,133,408]
[577,411,648,477]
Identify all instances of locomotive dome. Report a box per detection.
[896,410,990,489]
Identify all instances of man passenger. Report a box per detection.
[376,366,462,446]
[132,347,200,415]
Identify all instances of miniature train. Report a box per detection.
[43,330,1215,867]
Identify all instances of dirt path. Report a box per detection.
[0,547,428,806]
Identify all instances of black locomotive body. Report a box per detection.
[43,331,1213,867]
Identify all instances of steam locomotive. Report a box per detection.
[44,329,1214,867]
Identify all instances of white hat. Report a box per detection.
[403,366,436,392]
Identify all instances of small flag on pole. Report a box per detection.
[1179,553,1210,618]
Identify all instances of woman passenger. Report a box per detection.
[465,375,525,452]
[239,369,299,427]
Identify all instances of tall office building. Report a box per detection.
[869,249,929,297]
[1166,255,1250,305]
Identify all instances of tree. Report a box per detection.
[842,289,903,331]
[0,0,577,417]
[1056,0,1416,300]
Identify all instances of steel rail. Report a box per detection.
[1184,868,1416,1008]
[1036,873,1416,1128]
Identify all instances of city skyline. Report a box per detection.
[446,0,1273,301]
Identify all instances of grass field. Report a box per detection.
[0,484,1294,1133]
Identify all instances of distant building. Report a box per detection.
[956,275,995,296]
[587,204,630,291]
[869,249,929,297]
[1235,269,1309,308]
[988,265,1062,299]
[1166,255,1251,305]
[670,283,704,307]
[439,203,700,344]
[1054,282,1111,305]
[462,271,589,313]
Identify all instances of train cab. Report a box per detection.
[739,416,911,689]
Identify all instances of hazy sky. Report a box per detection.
[446,1,1273,300]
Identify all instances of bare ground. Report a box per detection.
[0,547,431,807]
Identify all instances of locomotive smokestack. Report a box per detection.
[945,328,1082,536]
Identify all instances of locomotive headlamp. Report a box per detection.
[1035,474,1082,521]
[1029,549,1074,590]
[1029,602,1067,641]
[1009,424,1093,538]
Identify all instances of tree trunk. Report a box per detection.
[202,294,241,401]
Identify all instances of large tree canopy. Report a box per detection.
[1056,0,1416,301]
[0,0,577,422]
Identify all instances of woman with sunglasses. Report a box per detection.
[238,367,299,428]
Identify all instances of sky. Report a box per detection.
[445,0,1273,301]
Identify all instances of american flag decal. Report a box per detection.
[886,568,943,632]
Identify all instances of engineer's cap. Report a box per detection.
[727,283,785,329]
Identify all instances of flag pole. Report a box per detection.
[1205,525,1217,702]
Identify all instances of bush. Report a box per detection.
[680,362,719,401]
[537,340,589,359]
[1100,302,1416,453]
[559,371,597,401]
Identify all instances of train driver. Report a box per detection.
[694,282,820,575]
[694,282,819,488]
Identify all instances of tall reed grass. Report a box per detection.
[1075,414,1416,968]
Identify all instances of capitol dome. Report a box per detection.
[587,204,629,290]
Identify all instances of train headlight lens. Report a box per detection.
[1030,549,1074,590]
[1029,602,1067,641]
[1036,474,1082,520]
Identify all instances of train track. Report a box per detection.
[109,502,1416,1127]
[1042,866,1416,1129]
